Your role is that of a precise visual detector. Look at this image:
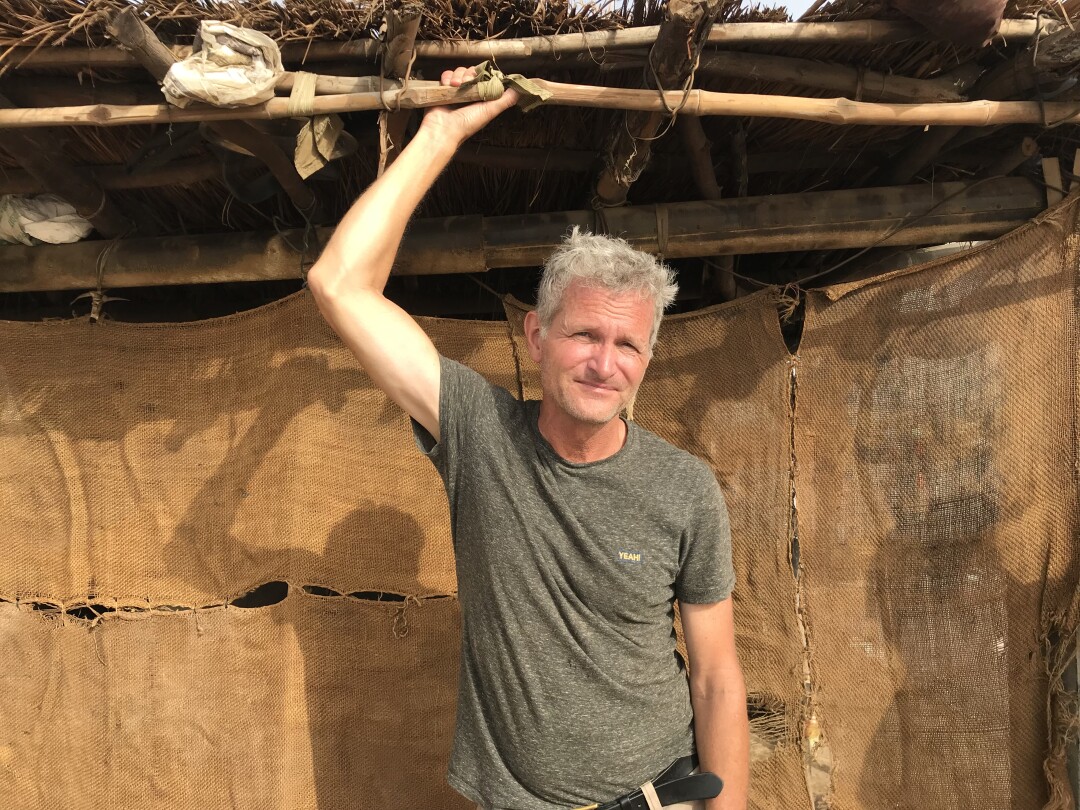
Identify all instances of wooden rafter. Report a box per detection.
[0,158,219,195]
[882,25,1080,184]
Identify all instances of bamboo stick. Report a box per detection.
[605,48,965,103]
[0,177,1045,292]
[1,19,1053,70]
[4,79,1080,130]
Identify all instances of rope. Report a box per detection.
[286,71,317,117]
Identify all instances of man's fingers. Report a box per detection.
[440,66,478,87]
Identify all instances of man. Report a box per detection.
[307,66,749,810]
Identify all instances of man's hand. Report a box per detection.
[419,65,521,150]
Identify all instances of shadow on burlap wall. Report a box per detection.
[0,292,518,808]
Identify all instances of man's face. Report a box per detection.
[525,280,655,427]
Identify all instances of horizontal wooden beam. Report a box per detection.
[0,177,1044,292]
[0,18,1052,70]
[0,157,219,195]
[5,78,1080,130]
[689,49,964,103]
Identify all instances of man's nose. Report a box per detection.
[588,342,617,377]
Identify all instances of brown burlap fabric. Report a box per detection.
[795,199,1080,809]
[4,227,1078,810]
[506,292,809,810]
[0,291,516,605]
[0,592,466,810]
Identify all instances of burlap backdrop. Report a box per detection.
[505,292,808,810]
[795,199,1080,809]
[0,294,517,605]
[3,208,1078,809]
[0,592,462,810]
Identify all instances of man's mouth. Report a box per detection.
[576,379,616,392]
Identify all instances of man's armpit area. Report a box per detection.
[411,416,440,457]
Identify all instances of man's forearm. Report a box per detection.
[692,679,750,810]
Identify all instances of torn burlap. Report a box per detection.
[795,198,1080,809]
[0,290,518,605]
[506,291,808,810]
[0,591,465,810]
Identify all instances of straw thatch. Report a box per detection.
[0,0,1078,320]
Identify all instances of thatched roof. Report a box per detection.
[0,0,1078,322]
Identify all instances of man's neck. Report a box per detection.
[536,401,627,463]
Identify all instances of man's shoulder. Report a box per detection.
[441,356,518,402]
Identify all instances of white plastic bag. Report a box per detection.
[163,21,283,108]
[0,194,93,245]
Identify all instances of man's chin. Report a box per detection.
[564,399,623,426]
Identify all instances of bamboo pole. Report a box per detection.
[4,79,1080,130]
[0,19,1053,70]
[604,48,965,103]
[0,177,1045,292]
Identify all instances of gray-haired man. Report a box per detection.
[308,66,749,810]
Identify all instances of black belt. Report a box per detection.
[584,755,724,810]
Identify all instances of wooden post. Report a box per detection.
[678,116,736,302]
[595,0,724,207]
[105,8,316,215]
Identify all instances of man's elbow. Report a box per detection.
[306,257,336,304]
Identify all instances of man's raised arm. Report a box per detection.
[307,68,519,440]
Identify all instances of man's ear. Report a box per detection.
[523,310,543,363]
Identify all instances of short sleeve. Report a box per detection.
[675,467,735,604]
[411,355,503,486]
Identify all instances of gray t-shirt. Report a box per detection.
[414,357,734,810]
